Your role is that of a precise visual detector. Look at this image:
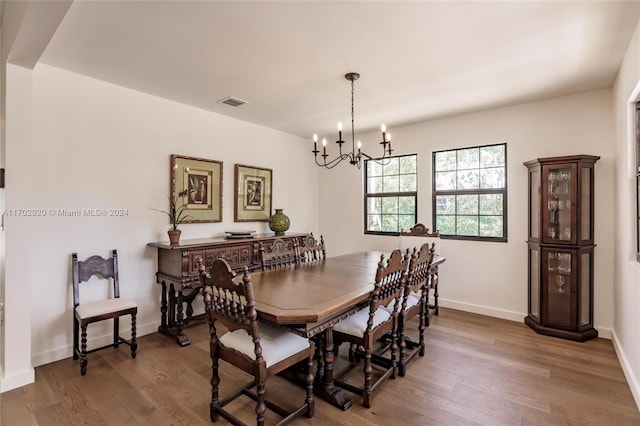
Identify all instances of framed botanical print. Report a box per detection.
[171,154,223,223]
[234,164,272,222]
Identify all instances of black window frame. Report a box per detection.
[432,143,507,242]
[364,154,418,236]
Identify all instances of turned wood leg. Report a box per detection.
[306,346,315,418]
[73,317,79,360]
[398,313,407,377]
[159,281,168,332]
[362,348,372,408]
[255,382,266,426]
[210,340,220,421]
[131,314,137,358]
[174,290,190,346]
[80,325,88,375]
[315,328,352,411]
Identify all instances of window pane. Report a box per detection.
[457,148,479,170]
[368,177,383,194]
[367,215,381,231]
[384,157,399,175]
[480,216,503,237]
[457,216,479,236]
[400,174,417,192]
[398,196,415,214]
[436,215,455,234]
[457,169,479,190]
[399,215,415,232]
[457,194,478,215]
[382,197,398,214]
[480,167,505,189]
[382,176,400,193]
[435,171,456,190]
[400,156,417,174]
[381,214,399,233]
[368,161,383,177]
[368,197,381,214]
[436,195,455,214]
[435,151,456,172]
[480,145,505,168]
[479,194,503,215]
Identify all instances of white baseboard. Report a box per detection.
[31,321,159,368]
[439,298,527,323]
[611,329,640,412]
[439,298,612,340]
[0,366,35,393]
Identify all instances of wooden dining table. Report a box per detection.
[244,250,446,411]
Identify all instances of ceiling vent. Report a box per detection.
[218,96,248,107]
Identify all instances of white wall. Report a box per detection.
[1,64,319,381]
[613,16,640,408]
[319,89,616,331]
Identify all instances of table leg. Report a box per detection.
[158,281,168,332]
[315,328,352,411]
[174,290,191,346]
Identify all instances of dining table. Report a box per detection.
[242,250,446,411]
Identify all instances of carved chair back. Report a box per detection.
[260,238,297,270]
[296,234,326,262]
[406,243,436,293]
[72,249,120,308]
[368,249,411,328]
[197,258,259,340]
[399,223,440,255]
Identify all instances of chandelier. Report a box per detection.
[312,72,392,169]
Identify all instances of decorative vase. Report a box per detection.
[168,229,181,246]
[268,209,290,236]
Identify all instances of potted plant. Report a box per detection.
[153,189,192,245]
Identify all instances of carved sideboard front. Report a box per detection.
[148,233,309,346]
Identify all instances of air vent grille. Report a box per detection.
[218,96,248,107]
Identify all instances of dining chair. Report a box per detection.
[395,243,435,376]
[398,223,441,318]
[296,233,326,262]
[331,249,410,408]
[197,257,315,426]
[259,238,297,270]
[72,249,137,375]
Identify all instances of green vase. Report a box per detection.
[268,209,290,236]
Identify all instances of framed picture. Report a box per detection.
[234,164,272,222]
[171,154,223,223]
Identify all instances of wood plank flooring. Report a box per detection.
[2,308,639,425]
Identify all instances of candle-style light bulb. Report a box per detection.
[313,134,318,143]
[322,138,327,147]
[386,132,391,142]
[337,121,343,142]
[357,141,362,149]
[338,122,343,131]
[381,124,386,133]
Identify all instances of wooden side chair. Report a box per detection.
[395,243,435,376]
[399,223,441,318]
[197,257,315,426]
[331,249,410,408]
[72,249,137,375]
[296,234,326,263]
[260,238,297,270]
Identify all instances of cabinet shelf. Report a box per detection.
[525,155,599,342]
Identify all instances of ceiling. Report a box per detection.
[10,1,640,141]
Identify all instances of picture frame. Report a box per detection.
[171,154,223,223]
[234,164,272,222]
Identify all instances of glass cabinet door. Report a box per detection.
[544,249,575,329]
[542,163,577,244]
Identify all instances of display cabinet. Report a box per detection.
[524,155,599,341]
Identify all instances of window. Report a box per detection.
[433,143,507,241]
[365,154,417,235]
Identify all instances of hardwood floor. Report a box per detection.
[2,308,639,425]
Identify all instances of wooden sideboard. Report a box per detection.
[148,232,311,346]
